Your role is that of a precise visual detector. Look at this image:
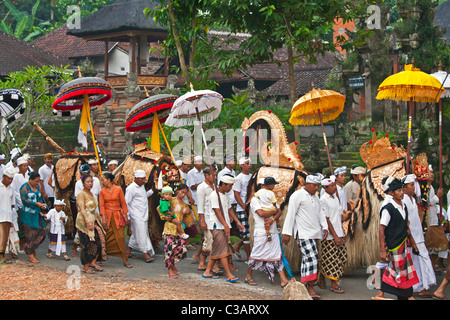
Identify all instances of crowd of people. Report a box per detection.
[0,148,448,301]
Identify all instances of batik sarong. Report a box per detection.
[321,239,347,281]
[164,234,187,269]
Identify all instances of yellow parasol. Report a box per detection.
[376,63,445,173]
[289,83,345,174]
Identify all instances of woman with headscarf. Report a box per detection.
[76,174,106,273]
[20,172,47,264]
[99,172,132,268]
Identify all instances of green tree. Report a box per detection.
[0,65,73,151]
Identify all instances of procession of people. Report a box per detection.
[0,147,448,301]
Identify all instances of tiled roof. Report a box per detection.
[0,31,69,76]
[32,25,121,59]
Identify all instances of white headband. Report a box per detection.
[306,173,324,184]
[321,175,336,186]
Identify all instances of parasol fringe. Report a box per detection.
[376,86,444,103]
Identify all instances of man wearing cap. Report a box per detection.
[232,157,252,261]
[107,160,118,173]
[203,174,244,283]
[0,167,16,263]
[333,166,348,211]
[282,173,328,299]
[403,174,436,298]
[345,166,365,203]
[38,153,55,209]
[374,176,419,300]
[187,156,205,210]
[125,169,155,263]
[320,175,347,294]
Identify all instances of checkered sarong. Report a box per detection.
[235,211,250,240]
[382,239,419,289]
[297,238,319,283]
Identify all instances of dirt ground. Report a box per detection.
[0,260,280,300]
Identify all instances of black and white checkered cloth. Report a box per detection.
[297,238,319,283]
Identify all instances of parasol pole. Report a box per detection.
[193,96,235,252]
[406,98,413,174]
[434,62,448,223]
[84,94,102,176]
[156,116,200,222]
[317,108,334,174]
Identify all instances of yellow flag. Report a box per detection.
[150,113,160,153]
[77,94,90,149]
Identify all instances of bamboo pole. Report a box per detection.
[31,122,66,154]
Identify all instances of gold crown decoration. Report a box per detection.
[411,153,429,180]
[360,129,406,170]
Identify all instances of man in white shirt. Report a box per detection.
[282,173,328,300]
[11,156,29,253]
[187,156,205,207]
[38,153,55,208]
[217,154,237,204]
[0,153,5,178]
[125,169,155,262]
[403,174,436,297]
[107,160,118,173]
[374,176,419,300]
[320,175,347,294]
[202,174,244,283]
[177,157,195,205]
[0,167,15,263]
[232,157,252,261]
[195,166,220,272]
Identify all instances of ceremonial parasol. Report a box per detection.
[52,76,112,175]
[125,92,177,154]
[430,62,449,220]
[376,63,445,173]
[289,83,345,174]
[0,88,26,151]
[165,84,232,245]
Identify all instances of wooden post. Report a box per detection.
[104,40,109,77]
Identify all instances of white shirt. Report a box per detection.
[249,196,278,235]
[44,208,67,234]
[217,166,236,204]
[403,194,424,243]
[11,172,28,210]
[0,181,14,223]
[282,187,328,240]
[233,172,252,212]
[38,164,54,198]
[320,191,344,240]
[125,181,153,222]
[196,181,215,229]
[74,177,101,199]
[380,197,407,226]
[187,167,204,204]
[208,190,231,230]
[320,184,347,210]
[427,185,440,227]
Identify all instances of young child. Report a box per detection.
[254,177,279,241]
[159,186,189,240]
[41,199,70,260]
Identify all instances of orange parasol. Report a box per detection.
[376,63,445,173]
[289,83,345,174]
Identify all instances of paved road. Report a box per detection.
[14,237,450,300]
